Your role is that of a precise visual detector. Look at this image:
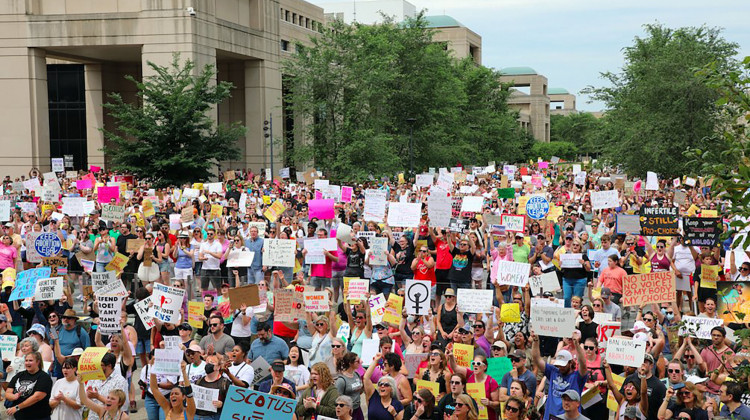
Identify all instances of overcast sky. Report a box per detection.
[307,0,750,111]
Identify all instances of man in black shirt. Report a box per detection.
[115,222,138,293]
[447,233,476,291]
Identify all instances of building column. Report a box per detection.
[0,47,50,176]
[245,59,282,172]
[85,63,106,168]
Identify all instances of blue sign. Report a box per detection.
[220,386,296,420]
[525,196,550,220]
[9,267,51,301]
[34,232,62,258]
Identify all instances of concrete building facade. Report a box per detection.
[318,0,416,25]
[425,15,481,65]
[499,67,550,142]
[549,87,577,116]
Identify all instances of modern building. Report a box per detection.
[318,0,416,25]
[499,67,550,142]
[549,87,577,116]
[425,15,481,65]
[0,0,327,178]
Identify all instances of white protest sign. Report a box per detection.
[101,205,125,222]
[574,171,587,185]
[95,276,128,298]
[368,237,389,266]
[560,253,583,268]
[363,190,387,222]
[646,172,659,190]
[461,196,484,213]
[680,316,726,340]
[153,349,184,375]
[597,321,621,347]
[590,190,619,210]
[405,279,432,315]
[193,384,219,412]
[605,336,646,367]
[0,335,18,361]
[304,238,337,264]
[369,293,386,324]
[262,239,296,268]
[347,279,369,301]
[34,276,64,301]
[249,356,272,387]
[593,312,613,324]
[91,271,116,294]
[435,173,454,191]
[416,174,433,188]
[531,306,576,338]
[501,214,525,233]
[97,294,124,335]
[361,338,380,366]
[303,291,329,312]
[456,289,493,313]
[427,192,452,227]
[494,261,530,286]
[61,197,87,217]
[51,158,64,172]
[529,271,561,296]
[387,202,422,227]
[227,251,255,267]
[134,298,156,330]
[0,201,10,222]
[152,283,186,324]
[335,223,354,245]
[163,335,182,350]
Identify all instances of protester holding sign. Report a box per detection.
[149,361,196,420]
[446,350,501,420]
[558,239,591,308]
[603,358,648,420]
[531,331,587,420]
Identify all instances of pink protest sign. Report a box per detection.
[539,161,549,169]
[89,165,101,173]
[97,186,120,203]
[341,186,353,203]
[315,190,323,200]
[76,179,93,190]
[309,199,335,219]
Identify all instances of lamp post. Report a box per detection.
[264,116,273,179]
[406,117,416,176]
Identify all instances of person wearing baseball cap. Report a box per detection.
[183,343,206,385]
[531,331,587,420]
[512,232,531,264]
[258,359,297,395]
[560,390,588,420]
[500,350,537,404]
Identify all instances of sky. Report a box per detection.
[307,0,750,111]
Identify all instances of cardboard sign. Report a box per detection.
[273,289,296,322]
[500,303,521,323]
[42,256,68,277]
[262,239,296,268]
[383,294,404,325]
[494,261,530,287]
[453,343,474,367]
[639,207,679,236]
[227,284,260,311]
[529,271,561,296]
[188,301,204,329]
[303,291,329,312]
[457,289,493,313]
[405,279,432,315]
[500,214,525,233]
[79,347,108,381]
[591,190,619,210]
[605,336,646,367]
[616,214,641,235]
[152,283,186,323]
[530,306,576,338]
[621,271,676,307]
[683,217,722,247]
[153,349,184,375]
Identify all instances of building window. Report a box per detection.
[47,64,87,171]
[292,13,297,24]
[281,40,289,51]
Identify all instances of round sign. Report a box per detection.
[34,232,62,258]
[526,196,550,220]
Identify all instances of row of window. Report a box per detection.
[280,7,321,32]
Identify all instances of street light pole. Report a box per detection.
[406,117,416,176]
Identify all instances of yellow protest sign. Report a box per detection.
[453,343,474,367]
[398,173,405,184]
[2,268,16,288]
[607,373,624,412]
[210,204,223,221]
[687,204,699,216]
[547,204,563,221]
[105,253,129,273]
[416,380,439,399]
[467,383,489,420]
[79,347,108,381]
[262,196,271,205]
[517,196,529,215]
[192,183,204,190]
[188,301,204,329]
[383,294,404,325]
[134,212,145,227]
[701,209,717,218]
[702,265,719,289]
[142,199,155,218]
[263,200,286,223]
[42,204,55,213]
[592,287,602,300]
[500,303,520,323]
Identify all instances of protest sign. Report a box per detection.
[188,301,204,329]
[383,293,403,325]
[0,335,18,361]
[448,218,470,233]
[639,207,679,236]
[303,291,329,312]
[680,315,726,340]
[500,303,521,323]
[79,347,108,381]
[530,306,576,338]
[227,251,255,267]
[683,217,722,247]
[9,267,51,301]
[152,283,185,323]
[34,276,63,301]
[560,253,582,268]
[91,271,117,294]
[309,199,335,220]
[134,298,156,330]
[193,384,220,412]
[605,336,646,368]
[369,237,388,265]
[494,261,530,287]
[607,373,625,411]
[525,196,550,220]
[126,238,145,253]
[263,200,286,222]
[621,271,675,307]
[416,174,433,188]
[104,252,129,273]
[467,383,489,420]
[487,357,513,383]
[101,204,125,222]
[591,190,619,210]
[227,284,260,311]
[387,202,422,227]
[501,214,525,233]
[98,294,123,335]
[461,196,484,213]
[153,349,184,375]
[42,256,68,277]
[428,192,452,227]
[220,386,296,420]
[25,232,62,263]
[363,190,387,222]
[457,289,493,313]
[616,214,641,235]
[273,289,295,322]
[262,239,296,268]
[416,380,440,397]
[646,171,659,190]
[701,265,719,289]
[405,279,432,315]
[0,201,9,222]
[404,353,427,379]
[529,271,561,296]
[597,321,621,345]
[369,293,387,324]
[61,197,87,217]
[304,238,337,265]
[97,186,120,203]
[453,343,474,367]
[347,279,368,301]
[163,335,182,350]
[361,338,380,366]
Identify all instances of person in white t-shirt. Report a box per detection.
[182,344,207,385]
[198,228,224,291]
[50,358,82,420]
[223,341,255,388]
[668,236,699,304]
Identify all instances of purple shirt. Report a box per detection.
[476,335,491,356]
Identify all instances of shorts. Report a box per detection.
[158,260,171,273]
[310,276,331,289]
[136,338,151,355]
[471,267,486,282]
[174,267,193,280]
[435,268,450,298]
[331,270,345,290]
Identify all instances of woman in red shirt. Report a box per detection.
[411,245,436,310]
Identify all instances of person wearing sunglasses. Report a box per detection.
[333,395,355,420]
[658,382,707,420]
[450,393,479,420]
[499,350,537,406]
[403,388,437,420]
[604,357,649,420]
[419,349,450,401]
[673,339,707,377]
[505,396,527,420]
[531,331,588,420]
[558,238,591,308]
[363,358,404,420]
[579,338,608,419]
[222,235,250,287]
[198,314,235,356]
[446,351,500,420]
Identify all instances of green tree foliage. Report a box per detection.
[282,15,531,181]
[531,141,578,161]
[583,24,738,178]
[102,54,245,187]
[690,56,750,248]
[549,113,604,156]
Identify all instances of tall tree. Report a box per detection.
[583,24,738,177]
[283,15,531,181]
[549,113,603,156]
[102,54,245,187]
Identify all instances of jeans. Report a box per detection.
[562,277,587,307]
[370,279,393,298]
[95,262,109,272]
[145,394,165,420]
[247,268,264,284]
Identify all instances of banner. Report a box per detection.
[530,306,576,338]
[457,289,493,313]
[621,271,675,307]
[152,283,186,323]
[494,261,530,287]
[405,279,432,315]
[605,336,646,367]
[683,217,722,247]
[639,207,679,236]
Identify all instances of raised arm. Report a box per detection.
[78,377,106,418]
[530,332,546,372]
[446,348,468,377]
[603,360,624,404]
[150,372,171,412]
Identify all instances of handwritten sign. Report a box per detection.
[134,298,156,330]
[383,294,403,325]
[453,343,474,367]
[104,252,129,273]
[639,207,679,236]
[153,348,184,375]
[501,213,525,233]
[621,271,676,307]
[591,190,619,210]
[529,271,561,296]
[262,239,296,268]
[101,204,125,222]
[701,265,720,289]
[680,316,726,340]
[263,200,286,223]
[494,261,530,287]
[368,237,389,266]
[387,202,422,227]
[363,190,387,222]
[347,279,369,301]
[530,306,576,338]
[457,289,493,313]
[684,217,722,247]
[467,382,489,420]
[605,336,646,367]
[193,384,220,412]
[79,347,108,381]
[9,267,51,301]
[597,321,621,345]
[416,379,440,397]
[98,294,123,335]
[227,284,260,311]
[222,386,296,420]
[369,293,387,324]
[187,301,204,329]
[34,276,63,301]
[500,303,521,323]
[0,335,18,361]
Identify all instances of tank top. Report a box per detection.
[650,254,671,272]
[350,327,367,355]
[175,246,192,269]
[440,304,458,336]
[414,258,436,285]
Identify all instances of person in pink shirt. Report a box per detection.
[596,254,627,299]
[302,228,339,291]
[0,235,17,271]
[489,235,513,284]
